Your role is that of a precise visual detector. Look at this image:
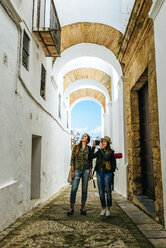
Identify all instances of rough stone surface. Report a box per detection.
[63,68,112,100]
[70,88,106,112]
[61,23,123,57]
[120,0,164,223]
[149,239,166,248]
[0,184,154,248]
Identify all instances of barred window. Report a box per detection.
[40,64,46,100]
[22,31,30,70]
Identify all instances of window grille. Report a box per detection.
[22,31,30,70]
[40,64,46,99]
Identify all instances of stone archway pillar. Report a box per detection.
[102,113,106,137]
[102,101,112,138]
[107,101,112,138]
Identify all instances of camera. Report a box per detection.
[95,140,100,145]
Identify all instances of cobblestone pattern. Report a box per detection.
[0,182,154,248]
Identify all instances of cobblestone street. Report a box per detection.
[0,181,165,248]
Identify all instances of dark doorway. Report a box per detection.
[138,82,155,200]
[31,135,42,199]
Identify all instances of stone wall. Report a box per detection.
[119,0,164,224]
[70,88,106,112]
[63,68,112,100]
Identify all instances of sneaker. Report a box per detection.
[106,209,111,216]
[80,208,87,215]
[67,208,74,216]
[100,209,106,216]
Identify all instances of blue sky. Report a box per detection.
[71,100,101,142]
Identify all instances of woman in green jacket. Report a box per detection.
[67,133,92,216]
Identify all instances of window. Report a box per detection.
[22,31,30,70]
[40,64,46,99]
[58,93,61,119]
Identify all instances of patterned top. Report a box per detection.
[70,145,92,170]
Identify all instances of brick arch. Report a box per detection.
[61,22,123,58]
[64,68,112,100]
[70,89,106,112]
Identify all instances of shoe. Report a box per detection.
[106,209,111,216]
[80,208,87,215]
[100,209,106,216]
[67,209,74,216]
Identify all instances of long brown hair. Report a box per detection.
[75,133,90,159]
[104,141,111,154]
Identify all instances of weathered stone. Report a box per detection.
[0,184,154,248]
[64,68,112,100]
[61,23,123,57]
[121,0,163,224]
[70,89,106,112]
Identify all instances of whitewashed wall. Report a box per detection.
[0,1,71,232]
[54,0,123,32]
[150,0,166,227]
[111,77,127,197]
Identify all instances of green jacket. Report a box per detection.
[70,145,92,170]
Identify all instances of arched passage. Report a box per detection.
[64,79,111,105]
[70,89,106,112]
[51,23,126,198]
[70,98,103,137]
[52,44,123,103]
[63,68,112,100]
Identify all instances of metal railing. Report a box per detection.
[33,0,61,31]
[32,0,61,56]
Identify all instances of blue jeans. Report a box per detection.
[70,169,90,205]
[97,169,113,208]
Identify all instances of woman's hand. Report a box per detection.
[92,141,96,147]
[99,142,103,149]
[71,170,75,179]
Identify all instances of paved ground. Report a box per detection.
[0,181,166,248]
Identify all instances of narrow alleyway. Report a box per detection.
[1,181,166,248]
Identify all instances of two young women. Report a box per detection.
[67,134,116,216]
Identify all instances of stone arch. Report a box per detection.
[61,23,123,58]
[64,79,111,103]
[63,68,112,100]
[70,97,104,115]
[70,89,106,112]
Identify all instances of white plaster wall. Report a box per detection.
[113,78,127,197]
[10,0,34,29]
[151,0,166,227]
[0,4,18,186]
[0,3,71,231]
[53,44,122,83]
[16,81,71,206]
[54,0,123,32]
[0,4,20,231]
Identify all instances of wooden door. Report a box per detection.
[138,83,155,200]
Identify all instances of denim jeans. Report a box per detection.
[97,169,113,208]
[70,169,90,205]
